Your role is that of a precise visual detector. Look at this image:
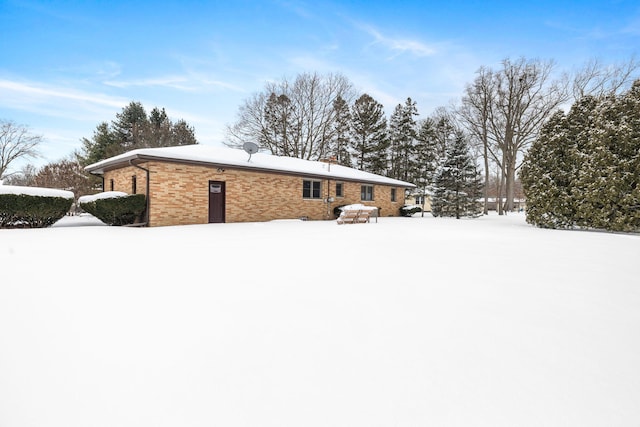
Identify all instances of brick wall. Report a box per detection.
[102,160,408,226]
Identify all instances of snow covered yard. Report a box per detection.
[1,213,639,427]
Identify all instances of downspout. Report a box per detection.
[129,159,150,226]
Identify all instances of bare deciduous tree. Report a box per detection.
[0,120,42,180]
[571,56,640,100]
[458,67,494,214]
[33,156,94,200]
[226,72,356,160]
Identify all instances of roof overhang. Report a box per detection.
[85,148,416,189]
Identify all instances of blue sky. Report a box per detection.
[1,0,639,170]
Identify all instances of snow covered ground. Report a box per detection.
[1,213,639,427]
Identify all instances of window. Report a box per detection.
[132,175,137,194]
[110,179,114,191]
[415,195,425,205]
[361,185,374,201]
[335,182,343,198]
[303,180,322,199]
[391,188,396,202]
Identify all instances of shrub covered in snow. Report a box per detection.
[0,185,74,228]
[78,192,146,226]
[400,204,422,217]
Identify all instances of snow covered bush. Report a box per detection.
[0,185,74,228]
[78,192,146,226]
[400,205,422,216]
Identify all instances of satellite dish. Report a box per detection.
[242,141,259,161]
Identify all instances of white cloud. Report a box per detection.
[0,79,125,110]
[359,24,437,58]
[103,71,244,93]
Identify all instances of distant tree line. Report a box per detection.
[227,58,639,217]
[226,72,483,216]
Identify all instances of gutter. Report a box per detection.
[129,159,150,226]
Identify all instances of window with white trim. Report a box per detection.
[303,180,322,199]
[361,185,374,201]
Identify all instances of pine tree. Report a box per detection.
[79,102,198,165]
[329,95,353,167]
[388,97,419,181]
[112,101,148,150]
[78,122,119,166]
[262,92,297,157]
[412,119,440,213]
[350,94,388,174]
[431,134,483,219]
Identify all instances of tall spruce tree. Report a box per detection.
[262,93,297,157]
[431,133,483,219]
[329,95,353,167]
[412,118,440,214]
[350,94,388,174]
[78,122,119,166]
[388,97,419,181]
[112,101,148,150]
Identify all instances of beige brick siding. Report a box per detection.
[102,160,408,226]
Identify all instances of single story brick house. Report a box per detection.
[84,145,415,226]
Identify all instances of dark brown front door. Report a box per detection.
[208,181,226,223]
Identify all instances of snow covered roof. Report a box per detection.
[77,191,128,204]
[84,145,415,188]
[0,184,74,199]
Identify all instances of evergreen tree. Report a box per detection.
[412,118,440,212]
[262,92,297,157]
[431,133,483,219]
[79,102,198,166]
[574,83,640,231]
[112,101,148,150]
[520,110,577,228]
[78,122,119,166]
[388,97,419,181]
[148,107,171,148]
[350,93,388,174]
[329,95,353,167]
[521,79,640,232]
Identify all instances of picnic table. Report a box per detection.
[336,204,378,224]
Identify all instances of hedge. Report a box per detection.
[0,194,73,228]
[79,194,146,226]
[400,205,422,217]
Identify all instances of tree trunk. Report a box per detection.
[483,135,489,215]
